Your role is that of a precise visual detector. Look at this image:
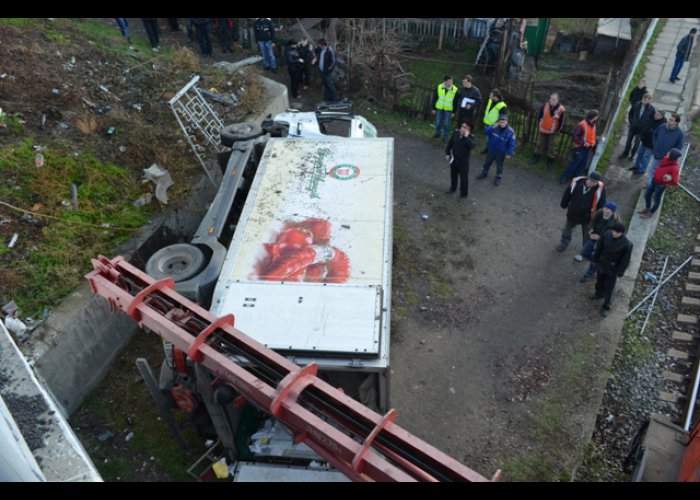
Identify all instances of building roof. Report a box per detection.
[596,18,632,41]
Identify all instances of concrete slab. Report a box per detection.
[682,296,700,307]
[667,348,689,360]
[686,283,700,293]
[658,391,680,403]
[677,313,698,324]
[663,370,685,382]
[672,330,694,342]
[656,82,682,93]
[660,94,682,105]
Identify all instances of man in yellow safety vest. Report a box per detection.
[431,74,458,141]
[480,88,507,154]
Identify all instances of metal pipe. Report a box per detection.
[640,255,669,336]
[677,182,700,203]
[626,256,693,317]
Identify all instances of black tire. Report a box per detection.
[146,243,206,283]
[220,122,263,147]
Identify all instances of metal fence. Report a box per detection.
[380,18,491,40]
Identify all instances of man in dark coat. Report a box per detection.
[314,38,337,102]
[590,221,633,317]
[619,92,655,160]
[455,75,482,129]
[557,171,606,253]
[444,122,476,202]
[670,28,697,83]
[630,109,666,175]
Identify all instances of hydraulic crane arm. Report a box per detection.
[86,255,499,482]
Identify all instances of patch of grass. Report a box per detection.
[0,138,151,316]
[578,440,627,481]
[0,18,34,27]
[358,99,435,140]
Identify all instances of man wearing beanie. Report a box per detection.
[639,148,681,219]
[578,201,621,283]
[557,171,606,252]
[590,221,633,318]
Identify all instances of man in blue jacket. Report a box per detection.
[476,113,516,186]
[646,112,684,188]
[670,28,697,83]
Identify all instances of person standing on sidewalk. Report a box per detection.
[639,148,681,219]
[430,74,458,141]
[532,92,566,169]
[557,171,606,253]
[475,113,516,186]
[297,36,315,89]
[629,77,647,107]
[619,92,655,161]
[445,122,476,202]
[646,113,684,188]
[590,221,633,318]
[669,28,697,83]
[560,109,598,184]
[578,201,621,283]
[630,109,666,175]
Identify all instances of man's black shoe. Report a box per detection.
[600,308,610,318]
[476,172,487,180]
[494,177,501,186]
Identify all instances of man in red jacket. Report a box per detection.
[639,148,681,219]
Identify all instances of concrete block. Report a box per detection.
[663,370,685,383]
[692,259,700,267]
[667,348,689,360]
[694,246,700,253]
[682,296,700,307]
[672,330,694,342]
[685,283,700,293]
[677,313,698,324]
[689,272,700,281]
[658,391,680,403]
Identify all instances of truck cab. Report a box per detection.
[262,101,377,139]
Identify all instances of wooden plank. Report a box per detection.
[677,313,698,324]
[686,283,700,293]
[682,296,700,307]
[672,330,694,342]
[663,371,685,383]
[667,348,689,360]
[688,272,700,281]
[658,391,680,403]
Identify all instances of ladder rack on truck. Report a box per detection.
[86,255,497,482]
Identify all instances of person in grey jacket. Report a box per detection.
[670,28,697,83]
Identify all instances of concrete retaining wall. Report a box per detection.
[24,76,288,416]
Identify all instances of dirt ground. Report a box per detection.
[386,129,643,480]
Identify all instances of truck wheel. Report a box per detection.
[146,243,206,282]
[220,122,263,147]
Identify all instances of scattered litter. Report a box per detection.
[31,203,43,211]
[4,315,27,341]
[421,214,429,220]
[212,458,229,479]
[133,192,153,207]
[70,56,76,64]
[40,114,46,127]
[98,84,110,94]
[605,414,614,423]
[51,88,60,94]
[8,233,19,248]
[35,152,45,168]
[341,224,350,229]
[143,164,173,204]
[20,213,38,224]
[106,126,115,137]
[61,200,71,207]
[97,431,114,442]
[118,146,127,153]
[0,73,7,79]
[125,431,134,442]
[70,183,79,209]
[131,103,142,112]
[1,300,18,316]
[57,122,69,129]
[449,387,456,394]
[100,223,115,228]
[643,272,658,282]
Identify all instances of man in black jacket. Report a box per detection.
[314,38,338,102]
[590,221,633,317]
[455,75,482,129]
[619,92,655,160]
[557,171,606,253]
[444,122,476,202]
[631,109,665,174]
[670,28,697,83]
[254,18,277,72]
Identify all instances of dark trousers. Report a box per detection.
[670,53,686,81]
[559,217,589,250]
[196,24,212,55]
[289,66,303,98]
[644,182,667,214]
[562,146,590,182]
[142,19,160,49]
[302,62,313,86]
[481,150,505,179]
[320,71,337,102]
[167,18,180,31]
[450,161,470,197]
[217,26,232,52]
[595,271,617,310]
[622,128,641,158]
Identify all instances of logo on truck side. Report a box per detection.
[328,164,360,181]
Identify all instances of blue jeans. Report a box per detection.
[115,18,129,38]
[258,40,277,70]
[635,144,653,173]
[670,53,685,81]
[320,72,337,101]
[644,182,667,214]
[434,110,452,140]
[481,150,505,179]
[581,238,598,276]
[646,157,663,189]
[561,147,590,182]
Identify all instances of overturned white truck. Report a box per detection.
[144,108,394,477]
